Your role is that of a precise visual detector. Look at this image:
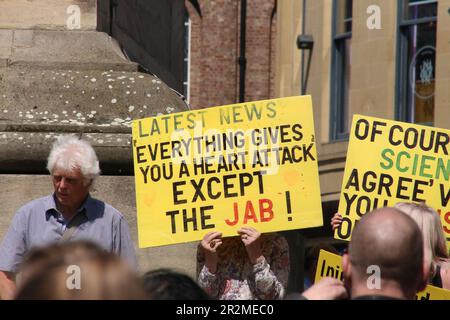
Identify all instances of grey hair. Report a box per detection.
[47,135,100,184]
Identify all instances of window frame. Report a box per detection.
[395,0,438,123]
[330,0,353,141]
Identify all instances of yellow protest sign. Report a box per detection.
[132,96,323,248]
[416,285,450,300]
[315,250,450,300]
[334,115,450,251]
[314,250,344,283]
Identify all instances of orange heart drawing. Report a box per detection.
[142,191,157,208]
[283,169,301,186]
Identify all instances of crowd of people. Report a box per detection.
[0,135,448,300]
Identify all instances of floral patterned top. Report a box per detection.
[197,233,290,300]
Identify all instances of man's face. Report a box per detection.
[52,168,90,211]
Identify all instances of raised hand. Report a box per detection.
[302,277,348,300]
[238,227,263,264]
[201,231,223,274]
[331,213,343,231]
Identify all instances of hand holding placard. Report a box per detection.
[132,96,323,248]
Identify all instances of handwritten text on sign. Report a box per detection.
[132,96,323,248]
[334,115,450,252]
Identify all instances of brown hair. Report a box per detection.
[16,241,145,300]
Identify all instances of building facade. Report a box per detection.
[185,0,278,108]
[276,0,449,220]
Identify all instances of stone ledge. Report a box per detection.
[0,29,13,60]
[0,30,188,175]
[0,67,186,129]
[0,123,131,134]
[0,30,134,70]
[0,132,134,175]
[8,60,138,72]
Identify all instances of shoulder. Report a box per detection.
[19,195,52,210]
[15,195,53,217]
[104,202,125,220]
[105,205,128,227]
[88,197,125,219]
[6,196,52,230]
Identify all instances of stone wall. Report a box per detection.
[0,0,96,30]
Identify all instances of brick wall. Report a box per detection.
[185,0,277,109]
[246,0,277,102]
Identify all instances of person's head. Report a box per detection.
[47,135,100,210]
[16,241,145,300]
[142,269,210,300]
[395,202,449,274]
[18,241,102,285]
[342,207,428,300]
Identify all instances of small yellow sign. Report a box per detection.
[132,96,323,248]
[416,284,450,300]
[314,250,344,283]
[315,250,450,300]
[334,115,450,252]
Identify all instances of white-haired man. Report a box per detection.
[0,136,137,299]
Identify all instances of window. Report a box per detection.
[183,12,191,103]
[396,0,437,125]
[331,0,353,140]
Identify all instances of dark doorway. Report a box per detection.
[97,0,186,94]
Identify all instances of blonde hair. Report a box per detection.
[394,202,449,277]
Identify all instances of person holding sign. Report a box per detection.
[342,207,429,300]
[332,202,450,289]
[196,227,289,300]
[0,136,137,300]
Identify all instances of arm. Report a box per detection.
[0,208,28,299]
[0,271,16,300]
[301,277,348,300]
[196,232,222,298]
[114,216,138,271]
[240,228,289,300]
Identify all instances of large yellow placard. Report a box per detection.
[315,250,450,300]
[132,96,323,248]
[334,115,450,251]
